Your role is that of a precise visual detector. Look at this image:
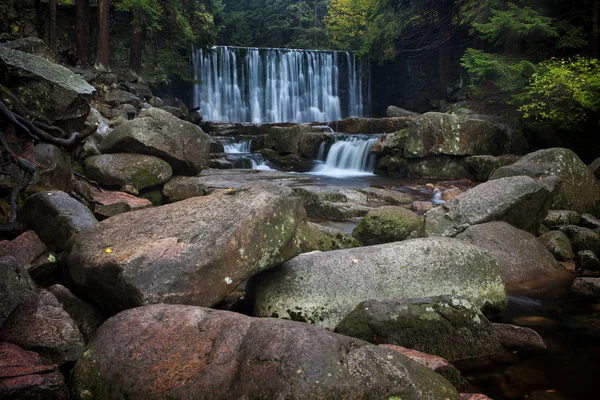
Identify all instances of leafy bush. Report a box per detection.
[461,48,536,92]
[515,57,600,131]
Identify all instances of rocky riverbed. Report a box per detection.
[1,38,600,400]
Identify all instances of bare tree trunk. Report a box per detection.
[96,0,110,70]
[129,16,145,76]
[75,0,90,67]
[49,0,57,53]
[593,0,599,58]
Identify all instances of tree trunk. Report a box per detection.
[593,0,599,58]
[129,16,145,75]
[75,0,90,67]
[49,0,57,53]
[96,0,110,70]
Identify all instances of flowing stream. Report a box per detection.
[309,135,380,178]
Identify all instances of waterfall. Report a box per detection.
[224,139,252,154]
[193,46,367,123]
[310,135,379,178]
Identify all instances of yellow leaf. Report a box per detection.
[105,248,113,253]
[12,25,19,34]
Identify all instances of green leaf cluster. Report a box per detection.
[514,57,600,131]
[461,48,536,92]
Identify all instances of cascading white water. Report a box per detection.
[310,135,379,178]
[193,46,366,123]
[223,139,252,154]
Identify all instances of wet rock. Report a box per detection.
[335,296,500,361]
[456,222,565,287]
[440,187,464,201]
[329,117,413,134]
[492,323,547,352]
[104,88,141,108]
[84,153,173,191]
[356,187,413,204]
[538,231,575,261]
[296,222,360,252]
[425,176,551,237]
[267,125,327,156]
[0,342,68,400]
[99,107,210,175]
[249,237,507,329]
[159,105,187,119]
[18,191,98,252]
[148,96,163,107]
[490,148,600,213]
[292,186,375,220]
[543,210,581,229]
[581,213,600,230]
[0,256,37,328]
[0,230,46,266]
[386,105,420,118]
[570,277,600,300]
[47,285,106,343]
[380,344,469,391]
[352,206,423,245]
[72,305,461,400]
[208,157,235,169]
[578,250,600,271]
[402,112,507,158]
[162,176,211,203]
[89,187,152,219]
[403,157,471,180]
[65,183,307,314]
[0,291,85,365]
[559,225,600,256]
[464,154,521,181]
[0,46,95,132]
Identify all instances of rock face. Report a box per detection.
[352,206,423,245]
[424,176,551,237]
[0,46,95,132]
[464,154,521,181]
[538,231,574,261]
[72,305,461,400]
[571,278,600,300]
[162,176,211,203]
[386,105,421,118]
[492,323,547,352]
[84,153,173,190]
[456,222,564,287]
[559,225,600,256]
[0,291,85,366]
[335,296,500,361]
[65,183,307,314]
[18,191,98,252]
[490,148,600,213]
[402,113,507,158]
[0,256,37,328]
[99,107,210,175]
[249,237,507,329]
[267,125,329,156]
[0,342,68,400]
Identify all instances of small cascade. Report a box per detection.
[224,139,252,154]
[193,46,367,123]
[310,135,379,177]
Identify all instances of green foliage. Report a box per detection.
[461,48,536,92]
[515,57,600,131]
[324,0,371,51]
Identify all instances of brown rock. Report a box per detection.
[411,201,434,213]
[492,323,547,352]
[460,394,494,400]
[0,256,37,328]
[441,187,464,201]
[90,187,152,219]
[72,305,461,400]
[0,291,85,365]
[0,230,46,266]
[0,342,68,400]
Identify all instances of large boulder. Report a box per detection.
[0,46,95,132]
[336,296,499,361]
[489,148,600,213]
[71,305,461,400]
[559,225,600,256]
[424,176,551,237]
[402,112,508,158]
[162,176,211,203]
[248,237,507,329]
[84,153,172,191]
[456,222,565,287]
[18,191,98,252]
[464,154,521,181]
[538,231,575,261]
[0,342,68,400]
[386,105,421,118]
[98,107,211,175]
[329,117,413,134]
[352,206,423,245]
[0,291,85,366]
[267,125,329,156]
[1,37,59,62]
[65,183,307,314]
[0,256,37,328]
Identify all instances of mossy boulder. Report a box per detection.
[464,155,521,181]
[538,231,575,261]
[162,176,211,203]
[335,296,500,361]
[72,305,461,400]
[0,46,95,132]
[490,148,600,213]
[84,153,172,191]
[542,210,581,229]
[99,107,210,175]
[405,157,470,180]
[64,183,308,315]
[352,206,423,245]
[248,237,507,330]
[330,117,413,134]
[267,125,328,156]
[294,222,360,252]
[559,225,600,256]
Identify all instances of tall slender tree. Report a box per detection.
[96,0,111,70]
[75,0,90,67]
